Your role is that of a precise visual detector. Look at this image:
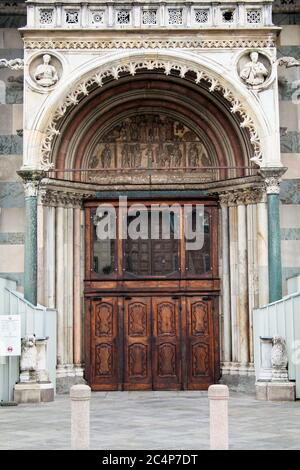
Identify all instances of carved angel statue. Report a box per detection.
[240,52,269,86]
[34,54,58,87]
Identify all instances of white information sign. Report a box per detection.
[0,315,21,356]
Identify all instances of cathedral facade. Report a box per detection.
[0,0,300,393]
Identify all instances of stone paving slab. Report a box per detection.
[0,391,300,450]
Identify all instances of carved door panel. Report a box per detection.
[90,297,119,390]
[152,297,181,390]
[186,297,215,389]
[124,297,152,390]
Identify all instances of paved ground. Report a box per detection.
[0,391,300,450]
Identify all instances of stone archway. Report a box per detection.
[22,50,278,171]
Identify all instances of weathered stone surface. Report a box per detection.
[281,132,300,153]
[14,383,41,404]
[0,182,24,208]
[0,135,22,154]
[267,382,296,401]
[280,180,300,204]
[255,382,268,401]
[56,375,87,394]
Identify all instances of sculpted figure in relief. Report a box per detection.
[34,54,58,87]
[240,52,269,86]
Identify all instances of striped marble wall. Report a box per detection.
[0,28,24,288]
[278,25,300,293]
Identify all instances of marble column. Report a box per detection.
[56,204,65,366]
[228,203,239,362]
[260,168,287,303]
[237,198,249,365]
[18,170,44,306]
[220,198,231,363]
[73,206,82,366]
[256,195,269,306]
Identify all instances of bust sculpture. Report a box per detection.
[240,51,269,86]
[34,54,58,87]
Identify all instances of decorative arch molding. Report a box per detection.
[32,50,273,169]
[54,78,247,178]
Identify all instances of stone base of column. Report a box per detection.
[56,364,86,394]
[220,362,256,393]
[256,381,296,401]
[14,382,54,403]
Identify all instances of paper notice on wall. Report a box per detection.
[0,315,21,356]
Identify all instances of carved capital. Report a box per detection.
[40,189,91,208]
[259,168,287,195]
[17,169,46,198]
[219,186,265,206]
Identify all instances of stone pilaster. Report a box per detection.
[259,168,287,303]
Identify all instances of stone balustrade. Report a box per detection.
[25,1,273,30]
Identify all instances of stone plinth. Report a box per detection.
[255,381,296,401]
[14,382,54,403]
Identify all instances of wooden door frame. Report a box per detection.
[84,196,220,390]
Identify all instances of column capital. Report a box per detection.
[219,186,265,207]
[17,169,46,198]
[259,167,287,195]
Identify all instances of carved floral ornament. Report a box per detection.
[40,58,264,170]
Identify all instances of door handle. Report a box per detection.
[124,296,132,300]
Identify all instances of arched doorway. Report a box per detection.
[46,71,256,390]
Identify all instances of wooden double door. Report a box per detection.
[86,295,218,390]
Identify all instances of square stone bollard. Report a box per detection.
[70,384,91,450]
[208,384,229,450]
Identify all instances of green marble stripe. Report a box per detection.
[0,233,24,244]
[0,135,23,155]
[0,272,23,286]
[278,47,300,61]
[0,16,26,28]
[0,49,24,60]
[273,14,300,27]
[281,228,300,240]
[280,180,300,205]
[280,131,300,153]
[0,182,24,208]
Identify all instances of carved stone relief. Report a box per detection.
[238,51,271,89]
[88,114,213,175]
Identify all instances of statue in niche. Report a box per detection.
[121,143,131,168]
[131,143,142,168]
[90,155,99,169]
[34,54,58,87]
[100,144,112,168]
[170,144,182,167]
[240,51,269,86]
[188,143,200,168]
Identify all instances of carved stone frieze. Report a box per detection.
[218,186,265,206]
[40,188,91,207]
[24,38,276,51]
